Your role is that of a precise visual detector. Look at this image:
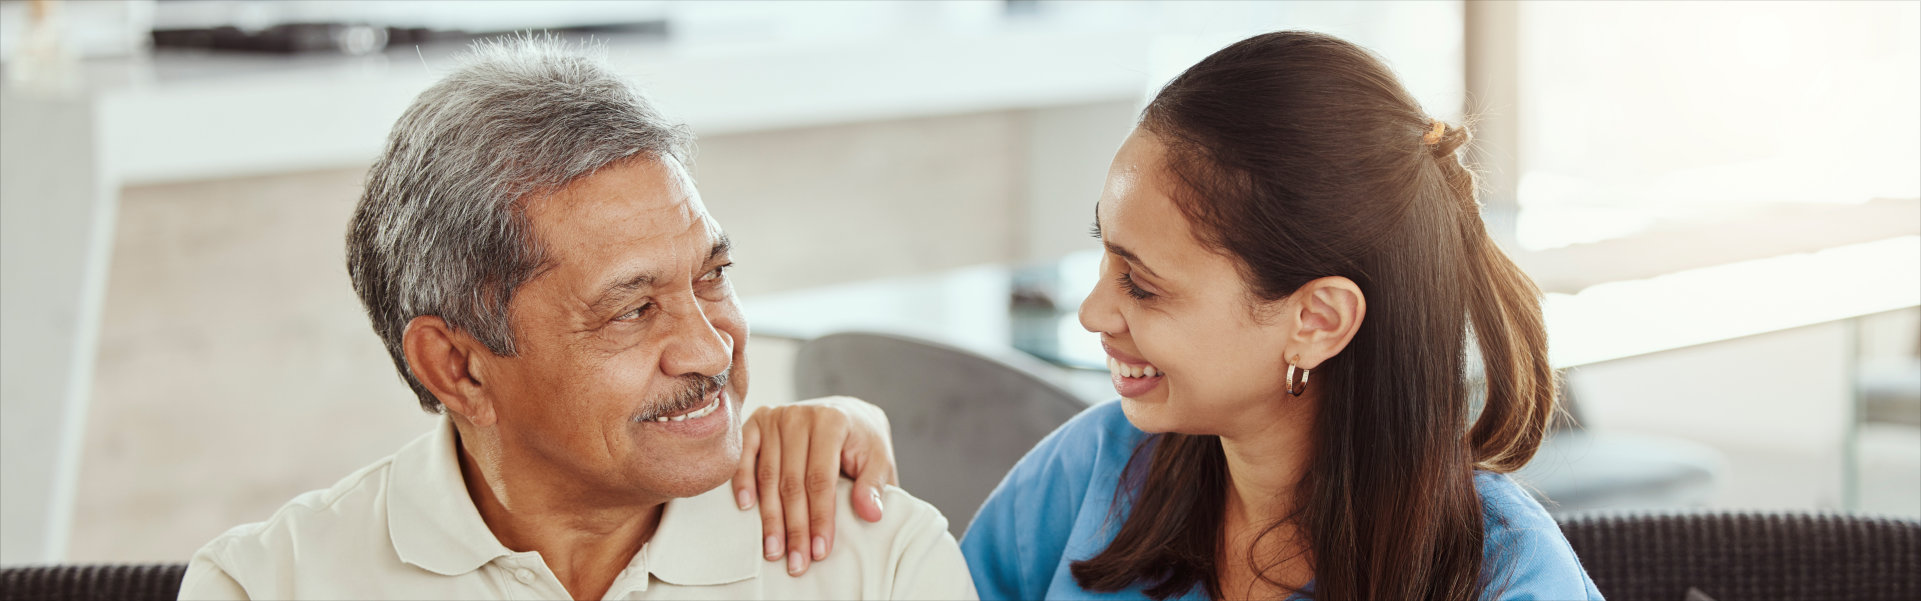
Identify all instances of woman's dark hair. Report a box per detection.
[1069,31,1556,601]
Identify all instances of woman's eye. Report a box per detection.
[616,303,654,321]
[1116,272,1155,300]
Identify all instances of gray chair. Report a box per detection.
[1519,429,1723,513]
[793,331,1088,536]
[1558,511,1921,601]
[1516,376,1724,514]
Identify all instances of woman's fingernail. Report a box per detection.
[737,489,754,510]
[787,550,804,575]
[871,487,884,513]
[764,535,780,559]
[812,535,826,560]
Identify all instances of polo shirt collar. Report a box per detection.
[387,416,515,576]
[385,416,762,586]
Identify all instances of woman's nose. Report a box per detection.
[1078,258,1126,336]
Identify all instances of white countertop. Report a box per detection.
[72,28,1152,186]
[11,0,1473,188]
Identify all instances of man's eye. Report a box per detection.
[616,303,654,321]
[700,263,732,282]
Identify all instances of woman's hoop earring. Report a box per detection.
[1286,356,1310,397]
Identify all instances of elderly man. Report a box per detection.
[179,37,975,600]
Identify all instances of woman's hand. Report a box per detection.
[732,395,898,576]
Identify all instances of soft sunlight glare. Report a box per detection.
[1516,1,1920,250]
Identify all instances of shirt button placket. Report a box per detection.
[514,567,537,585]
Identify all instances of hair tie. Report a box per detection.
[1422,121,1446,146]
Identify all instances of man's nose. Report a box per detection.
[661,299,732,378]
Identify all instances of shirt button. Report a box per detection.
[514,568,536,584]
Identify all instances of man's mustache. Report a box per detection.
[635,369,730,422]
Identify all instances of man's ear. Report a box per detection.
[1284,276,1367,369]
[402,316,497,427]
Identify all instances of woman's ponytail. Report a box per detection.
[1463,230,1557,471]
[1428,120,1559,472]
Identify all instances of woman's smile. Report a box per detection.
[1102,341,1166,398]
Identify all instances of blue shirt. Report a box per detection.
[959,401,1603,600]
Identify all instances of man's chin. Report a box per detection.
[634,440,740,500]
[643,462,738,500]
[623,402,741,499]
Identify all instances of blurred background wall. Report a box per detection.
[1,0,1915,565]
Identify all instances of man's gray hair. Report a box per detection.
[348,35,693,413]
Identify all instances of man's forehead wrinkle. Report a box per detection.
[661,201,716,259]
[573,200,717,316]
[543,197,692,259]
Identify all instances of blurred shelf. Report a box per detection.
[42,28,1154,186]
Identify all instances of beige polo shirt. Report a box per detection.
[178,418,977,600]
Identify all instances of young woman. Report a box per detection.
[732,31,1600,600]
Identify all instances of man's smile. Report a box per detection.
[636,387,731,439]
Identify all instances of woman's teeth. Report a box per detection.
[653,395,721,422]
[1107,357,1161,379]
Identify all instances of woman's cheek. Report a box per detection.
[1133,316,1190,370]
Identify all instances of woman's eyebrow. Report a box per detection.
[1103,240,1165,281]
[1096,215,1165,281]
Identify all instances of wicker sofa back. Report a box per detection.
[1558,511,1921,601]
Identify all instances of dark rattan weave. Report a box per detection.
[0,563,186,601]
[1559,512,1921,601]
[1,513,1915,600]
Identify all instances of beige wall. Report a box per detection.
[73,167,426,562]
[694,111,1021,296]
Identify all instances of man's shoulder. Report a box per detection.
[824,480,977,599]
[186,451,403,594]
[849,480,951,541]
[651,480,971,599]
